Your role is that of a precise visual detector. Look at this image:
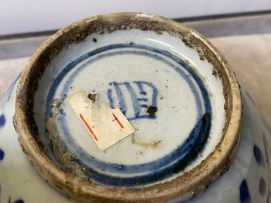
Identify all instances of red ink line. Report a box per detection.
[112,113,124,129]
[79,114,98,141]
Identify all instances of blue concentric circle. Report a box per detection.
[45,44,212,186]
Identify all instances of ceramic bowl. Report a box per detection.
[0,13,270,203]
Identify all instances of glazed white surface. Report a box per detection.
[0,84,73,203]
[0,82,270,202]
[170,90,271,203]
[0,29,270,202]
[34,29,225,174]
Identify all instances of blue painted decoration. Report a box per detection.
[7,74,21,102]
[14,200,25,203]
[107,81,158,120]
[239,180,251,203]
[45,43,212,186]
[0,148,5,161]
[253,145,264,165]
[1,184,25,203]
[8,197,25,203]
[70,112,211,186]
[1,73,21,109]
[0,114,6,128]
[259,177,266,196]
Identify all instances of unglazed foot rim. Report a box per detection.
[14,12,242,202]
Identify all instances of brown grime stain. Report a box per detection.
[212,69,218,77]
[132,135,162,149]
[88,93,97,102]
[15,14,237,202]
[147,106,158,117]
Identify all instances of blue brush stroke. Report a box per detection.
[44,43,212,186]
[0,114,6,128]
[239,180,251,203]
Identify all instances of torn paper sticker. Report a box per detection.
[68,91,135,150]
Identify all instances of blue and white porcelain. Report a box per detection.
[0,13,270,202]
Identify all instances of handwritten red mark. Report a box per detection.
[112,113,124,129]
[79,114,98,141]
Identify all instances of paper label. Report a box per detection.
[68,91,135,150]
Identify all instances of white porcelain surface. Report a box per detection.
[0,28,271,202]
[1,79,271,202]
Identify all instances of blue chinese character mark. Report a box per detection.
[107,81,158,120]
